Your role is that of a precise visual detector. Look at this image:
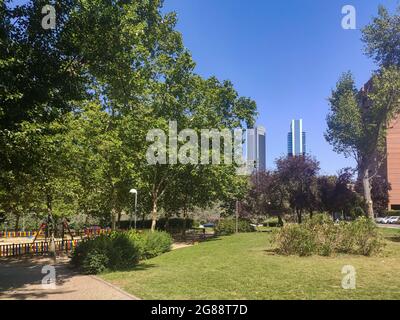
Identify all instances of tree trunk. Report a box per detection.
[181,210,187,240]
[278,215,284,227]
[14,214,20,232]
[296,209,302,224]
[151,197,157,232]
[47,194,56,263]
[117,211,122,229]
[362,168,374,219]
[111,209,117,231]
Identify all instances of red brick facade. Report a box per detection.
[387,117,400,210]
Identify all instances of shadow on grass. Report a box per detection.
[172,233,221,245]
[263,248,280,256]
[386,236,400,243]
[117,262,157,272]
[202,236,222,243]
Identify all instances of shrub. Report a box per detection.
[273,224,316,256]
[141,231,173,259]
[215,219,254,235]
[263,217,281,228]
[351,206,366,218]
[338,217,385,256]
[71,232,141,274]
[108,232,142,269]
[71,230,174,273]
[305,215,339,256]
[71,235,113,273]
[82,251,109,274]
[273,214,384,257]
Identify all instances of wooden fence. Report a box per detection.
[0,239,81,257]
[0,231,37,238]
[0,228,111,238]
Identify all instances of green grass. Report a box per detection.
[101,228,400,300]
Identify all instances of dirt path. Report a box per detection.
[0,256,139,300]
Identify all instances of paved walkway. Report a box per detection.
[0,256,139,300]
[378,224,400,229]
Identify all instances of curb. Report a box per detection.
[89,275,141,300]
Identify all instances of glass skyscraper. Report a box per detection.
[287,119,306,157]
[246,126,266,171]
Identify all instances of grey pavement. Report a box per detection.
[0,256,139,300]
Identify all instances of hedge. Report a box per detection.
[71,230,173,274]
[215,219,254,235]
[384,210,400,217]
[118,218,194,232]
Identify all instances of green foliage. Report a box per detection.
[338,217,385,256]
[71,230,172,273]
[71,233,141,274]
[326,5,400,218]
[119,218,194,233]
[140,231,173,259]
[273,224,316,257]
[215,219,254,235]
[0,0,257,232]
[362,5,400,67]
[273,215,384,257]
[351,206,365,218]
[82,251,110,275]
[384,210,400,217]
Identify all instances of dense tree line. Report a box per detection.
[0,0,257,233]
[242,155,367,224]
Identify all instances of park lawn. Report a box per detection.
[101,228,400,300]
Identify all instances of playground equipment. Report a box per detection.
[31,218,75,243]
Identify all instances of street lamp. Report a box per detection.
[129,189,138,230]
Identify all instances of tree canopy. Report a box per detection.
[0,0,257,233]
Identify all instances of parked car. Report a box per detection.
[387,216,400,224]
[380,217,391,224]
[375,217,386,224]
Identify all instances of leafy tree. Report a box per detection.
[371,176,391,215]
[326,68,400,218]
[241,171,285,222]
[331,168,363,219]
[275,155,320,223]
[362,5,400,68]
[0,0,258,236]
[326,6,400,218]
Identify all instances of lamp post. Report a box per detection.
[129,189,138,230]
[235,200,239,234]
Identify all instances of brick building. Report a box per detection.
[386,117,400,210]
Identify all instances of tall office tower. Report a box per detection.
[247,126,266,171]
[287,119,306,157]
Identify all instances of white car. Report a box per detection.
[380,217,391,224]
[375,217,386,224]
[387,216,400,224]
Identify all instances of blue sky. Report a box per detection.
[161,0,399,174]
[10,0,400,174]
